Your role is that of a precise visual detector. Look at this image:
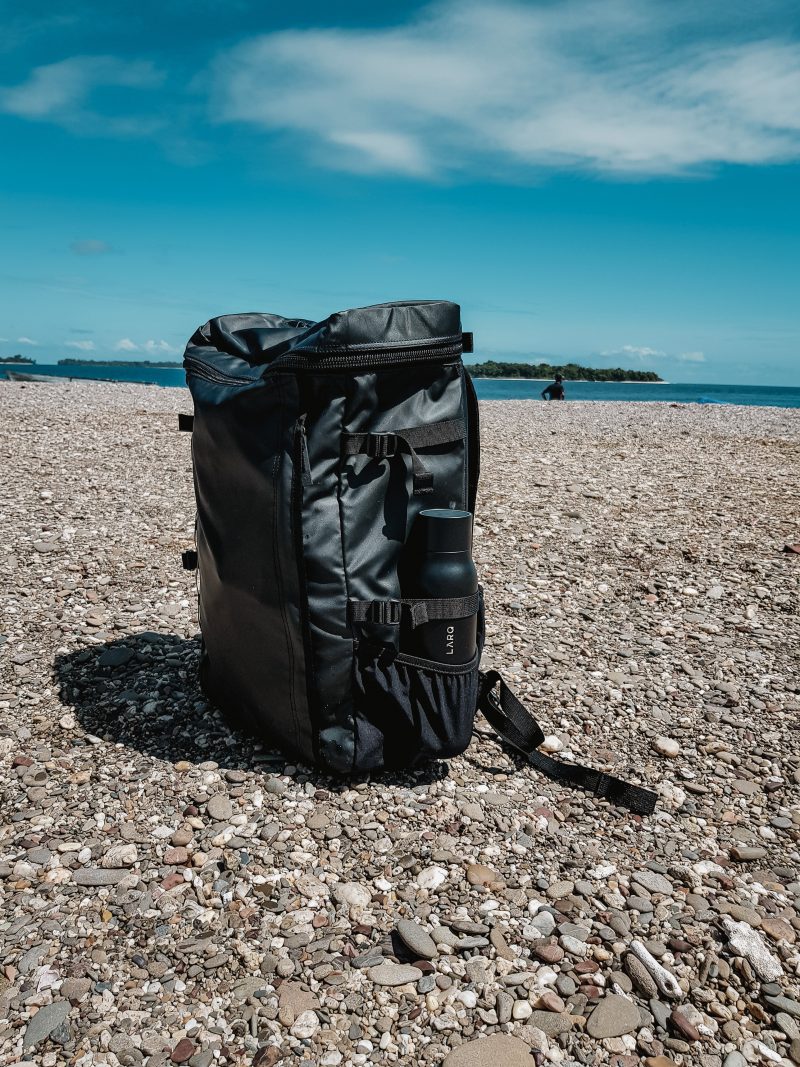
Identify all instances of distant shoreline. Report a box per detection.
[474,376,670,384]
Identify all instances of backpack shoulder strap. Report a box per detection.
[477,670,657,815]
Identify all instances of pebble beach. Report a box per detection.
[1,379,799,1067]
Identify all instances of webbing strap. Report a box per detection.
[349,591,480,629]
[342,418,465,496]
[477,670,657,815]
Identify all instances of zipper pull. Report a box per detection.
[297,415,312,486]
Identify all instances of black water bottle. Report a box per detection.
[406,509,478,663]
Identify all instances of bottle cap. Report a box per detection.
[418,509,473,553]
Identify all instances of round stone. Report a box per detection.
[396,919,438,960]
[466,863,505,888]
[367,963,423,986]
[653,736,680,757]
[290,1010,320,1039]
[416,865,448,890]
[100,843,137,868]
[206,794,233,821]
[442,1034,536,1066]
[586,994,642,1038]
[332,882,371,910]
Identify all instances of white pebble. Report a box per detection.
[332,882,371,910]
[290,1010,320,1039]
[653,735,680,758]
[416,865,448,891]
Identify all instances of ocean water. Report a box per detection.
[4,364,800,408]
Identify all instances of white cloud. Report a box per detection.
[0,55,163,136]
[65,339,96,351]
[210,0,800,178]
[600,345,666,359]
[17,336,37,345]
[143,339,181,355]
[113,338,180,355]
[70,239,113,255]
[679,350,706,362]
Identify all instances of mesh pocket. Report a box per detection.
[352,646,480,771]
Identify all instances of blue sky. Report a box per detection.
[1,0,798,384]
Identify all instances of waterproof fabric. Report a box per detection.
[184,301,480,773]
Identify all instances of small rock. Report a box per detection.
[670,1008,701,1042]
[496,991,514,1024]
[533,943,564,964]
[722,919,783,981]
[776,1013,800,1040]
[23,1002,71,1049]
[367,963,423,986]
[730,845,767,862]
[586,994,642,1038]
[653,736,680,758]
[764,995,800,1018]
[290,1010,320,1039]
[417,865,448,891]
[396,919,438,960]
[624,952,658,997]
[332,882,371,910]
[442,1034,536,1066]
[466,863,505,888]
[206,794,233,822]
[72,868,128,886]
[101,843,138,868]
[632,870,673,895]
[61,978,91,1003]
[170,1039,196,1064]
[760,916,796,943]
[489,925,515,961]
[722,1053,747,1067]
[528,1010,572,1036]
[277,982,319,1024]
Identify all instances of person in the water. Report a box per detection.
[541,374,565,401]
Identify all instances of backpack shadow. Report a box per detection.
[53,632,448,788]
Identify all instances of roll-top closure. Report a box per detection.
[184,300,463,371]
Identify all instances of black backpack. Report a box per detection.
[180,300,655,815]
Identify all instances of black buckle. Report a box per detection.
[367,433,397,460]
[369,600,402,625]
[182,550,198,571]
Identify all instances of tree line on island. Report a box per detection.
[466,360,663,382]
[4,354,662,383]
[58,358,180,368]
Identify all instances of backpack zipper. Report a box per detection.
[186,338,464,384]
[268,338,464,373]
[296,415,312,485]
[184,355,256,387]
